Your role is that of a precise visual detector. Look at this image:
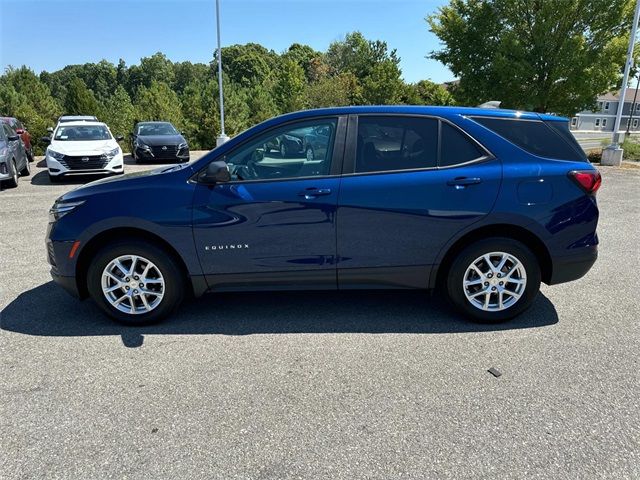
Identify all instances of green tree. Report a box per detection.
[102,86,137,141]
[428,0,634,114]
[135,81,183,126]
[65,77,101,116]
[402,80,455,106]
[305,72,362,108]
[0,66,62,153]
[274,59,306,112]
[361,60,404,104]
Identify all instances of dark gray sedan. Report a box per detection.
[0,122,29,188]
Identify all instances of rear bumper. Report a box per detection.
[548,246,598,285]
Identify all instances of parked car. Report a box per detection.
[130,121,189,163]
[47,115,99,134]
[262,125,332,161]
[43,121,124,182]
[0,117,34,162]
[46,106,600,325]
[0,122,30,188]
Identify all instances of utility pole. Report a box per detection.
[215,0,229,147]
[625,74,640,136]
[602,0,640,166]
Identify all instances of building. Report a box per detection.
[572,89,640,132]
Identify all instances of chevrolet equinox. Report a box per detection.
[46,106,600,325]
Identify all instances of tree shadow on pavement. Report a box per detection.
[1,281,559,347]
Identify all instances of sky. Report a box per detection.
[0,0,453,84]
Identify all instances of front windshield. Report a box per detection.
[136,123,178,136]
[54,125,112,141]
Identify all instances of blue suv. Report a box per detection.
[46,106,600,325]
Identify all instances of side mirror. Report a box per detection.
[7,134,19,141]
[115,135,124,142]
[47,127,53,133]
[199,160,230,184]
[15,129,24,135]
[41,136,51,144]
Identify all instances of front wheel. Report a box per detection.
[87,240,185,325]
[445,237,541,323]
[20,158,30,176]
[5,159,19,188]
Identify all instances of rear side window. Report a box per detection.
[356,116,438,173]
[544,121,587,161]
[473,117,584,161]
[440,122,486,166]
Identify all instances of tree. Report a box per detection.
[0,67,62,153]
[305,72,362,108]
[136,81,183,126]
[326,32,400,79]
[273,59,306,112]
[361,60,404,105]
[403,80,455,106]
[428,0,634,114]
[102,86,137,139]
[65,77,101,116]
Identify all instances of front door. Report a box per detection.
[192,116,345,290]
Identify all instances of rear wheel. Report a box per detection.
[445,237,541,323]
[27,147,34,162]
[87,240,185,325]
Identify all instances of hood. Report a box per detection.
[137,134,186,146]
[49,139,118,155]
[58,163,193,202]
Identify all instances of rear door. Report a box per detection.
[336,114,502,289]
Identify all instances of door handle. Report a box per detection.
[298,188,332,199]
[447,177,482,188]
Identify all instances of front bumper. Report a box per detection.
[134,146,190,162]
[548,245,598,285]
[50,268,81,298]
[46,153,124,177]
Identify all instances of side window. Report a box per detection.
[356,116,438,173]
[226,118,337,181]
[439,122,485,166]
[472,117,584,161]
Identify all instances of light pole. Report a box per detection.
[602,0,640,166]
[215,0,229,147]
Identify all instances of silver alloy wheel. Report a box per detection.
[101,254,165,315]
[306,147,314,161]
[463,251,527,312]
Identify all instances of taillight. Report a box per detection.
[568,170,601,194]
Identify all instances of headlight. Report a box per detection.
[135,139,151,150]
[49,200,85,222]
[103,147,121,160]
[178,142,188,150]
[47,149,65,161]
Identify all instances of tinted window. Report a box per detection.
[544,121,587,161]
[356,116,438,173]
[440,123,486,166]
[225,118,337,181]
[473,117,583,161]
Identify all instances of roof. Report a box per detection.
[55,120,106,127]
[599,89,640,103]
[58,115,98,122]
[262,105,566,125]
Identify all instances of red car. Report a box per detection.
[0,117,34,162]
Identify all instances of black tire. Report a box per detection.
[87,240,185,325]
[5,159,19,188]
[27,147,34,162]
[445,237,541,323]
[20,158,30,176]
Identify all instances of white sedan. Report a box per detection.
[44,121,124,181]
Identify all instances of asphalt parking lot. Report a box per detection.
[1,157,639,479]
